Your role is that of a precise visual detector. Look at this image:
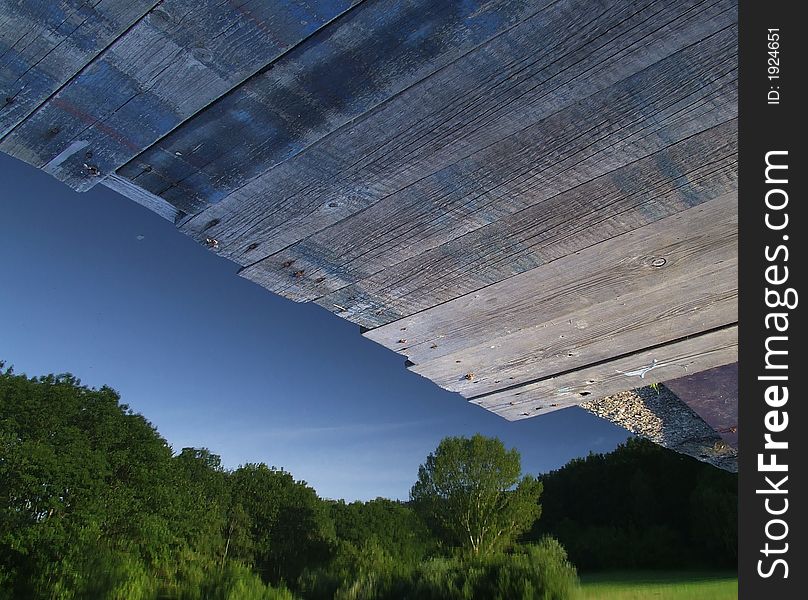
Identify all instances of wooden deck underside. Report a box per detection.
[1,1,738,442]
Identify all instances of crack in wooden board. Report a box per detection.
[364,193,737,363]
[115,0,550,215]
[238,27,737,305]
[319,120,737,327]
[0,0,359,190]
[0,0,159,138]
[475,325,738,420]
[181,0,736,261]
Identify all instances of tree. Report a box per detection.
[228,464,334,586]
[329,498,435,566]
[410,434,542,556]
[0,366,177,597]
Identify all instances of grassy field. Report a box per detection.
[576,571,738,600]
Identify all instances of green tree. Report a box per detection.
[229,464,334,586]
[329,498,435,566]
[410,434,542,556]
[0,365,176,597]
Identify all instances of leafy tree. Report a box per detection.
[0,366,178,597]
[410,434,542,556]
[228,464,334,586]
[530,437,737,570]
[329,498,434,566]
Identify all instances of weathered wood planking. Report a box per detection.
[115,0,549,214]
[239,26,737,303]
[182,0,736,259]
[0,0,358,190]
[475,325,738,421]
[102,173,180,221]
[320,120,737,327]
[364,193,737,364]
[413,259,737,396]
[0,0,158,138]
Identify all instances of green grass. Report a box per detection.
[576,571,738,600]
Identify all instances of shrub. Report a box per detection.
[201,562,294,600]
[407,537,578,600]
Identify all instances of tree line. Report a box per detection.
[0,364,735,599]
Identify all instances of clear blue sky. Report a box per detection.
[0,152,630,501]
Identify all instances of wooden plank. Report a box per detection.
[474,325,738,421]
[115,0,552,215]
[664,362,738,446]
[0,0,158,138]
[412,258,737,396]
[238,25,737,303]
[181,0,737,254]
[364,193,737,363]
[320,120,737,327]
[102,173,180,221]
[0,0,358,191]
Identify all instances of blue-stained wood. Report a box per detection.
[116,0,546,214]
[238,26,737,307]
[180,0,736,267]
[0,0,358,191]
[320,120,738,328]
[0,0,158,137]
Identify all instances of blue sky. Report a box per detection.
[0,152,630,500]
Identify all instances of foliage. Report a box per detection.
[328,498,434,566]
[0,366,302,599]
[410,434,543,556]
[528,438,738,570]
[408,538,577,600]
[1,362,736,599]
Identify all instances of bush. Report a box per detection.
[77,549,158,600]
[409,537,578,600]
[201,562,294,600]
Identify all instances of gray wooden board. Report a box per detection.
[239,25,737,304]
[116,0,550,215]
[320,120,737,327]
[0,0,359,190]
[102,173,179,221]
[0,0,158,138]
[364,193,737,363]
[182,0,736,260]
[413,258,737,396]
[475,325,738,421]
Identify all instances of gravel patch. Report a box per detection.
[581,385,737,472]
